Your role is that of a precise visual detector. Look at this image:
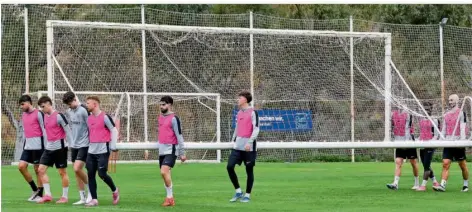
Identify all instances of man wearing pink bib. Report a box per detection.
[36,96,73,204]
[157,96,186,207]
[416,102,440,191]
[228,91,260,203]
[386,108,420,190]
[18,95,46,202]
[84,96,120,207]
[433,94,469,192]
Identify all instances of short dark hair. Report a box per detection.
[38,96,53,106]
[19,95,32,104]
[62,91,76,104]
[86,95,100,104]
[160,96,173,105]
[423,101,433,107]
[238,91,252,103]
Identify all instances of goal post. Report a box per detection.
[44,20,472,163]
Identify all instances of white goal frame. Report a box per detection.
[45,20,472,161]
[46,20,393,142]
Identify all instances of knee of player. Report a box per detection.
[160,167,170,175]
[58,168,68,176]
[442,162,451,169]
[38,166,47,175]
[18,163,27,172]
[226,163,236,171]
[73,165,82,174]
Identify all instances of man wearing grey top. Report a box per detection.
[157,96,187,207]
[228,91,260,203]
[36,96,73,204]
[63,91,92,204]
[18,95,46,202]
[84,95,120,207]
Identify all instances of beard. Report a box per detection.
[160,108,168,114]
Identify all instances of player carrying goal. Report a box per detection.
[416,102,440,191]
[433,94,469,192]
[386,107,420,190]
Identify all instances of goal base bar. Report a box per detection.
[117,141,472,150]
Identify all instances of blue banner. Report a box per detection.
[232,109,313,132]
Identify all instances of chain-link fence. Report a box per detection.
[2,5,472,164]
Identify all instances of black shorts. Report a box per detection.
[159,154,177,168]
[71,147,89,163]
[39,148,68,169]
[20,149,44,165]
[228,150,257,167]
[86,152,110,172]
[395,148,418,159]
[443,148,467,161]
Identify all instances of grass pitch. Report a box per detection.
[2,162,471,212]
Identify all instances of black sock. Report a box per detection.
[38,187,43,197]
[28,180,38,192]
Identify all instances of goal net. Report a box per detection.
[43,20,472,163]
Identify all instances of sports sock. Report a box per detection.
[62,187,69,198]
[440,179,447,187]
[28,180,38,192]
[235,188,242,193]
[421,180,428,187]
[79,190,86,200]
[414,176,419,186]
[393,176,400,185]
[165,184,173,198]
[43,183,52,196]
[464,180,469,187]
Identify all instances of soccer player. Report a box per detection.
[157,96,187,207]
[18,95,45,202]
[36,96,73,204]
[386,107,420,190]
[62,91,92,204]
[433,94,469,192]
[84,95,120,207]
[227,91,260,203]
[416,102,440,191]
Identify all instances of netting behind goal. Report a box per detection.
[44,20,469,163]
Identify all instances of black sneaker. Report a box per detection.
[461,186,469,192]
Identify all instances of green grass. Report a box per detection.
[2,163,471,212]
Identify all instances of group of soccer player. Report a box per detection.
[18,92,119,207]
[387,94,469,192]
[18,90,260,206]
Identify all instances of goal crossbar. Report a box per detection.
[46,20,391,38]
[118,141,472,150]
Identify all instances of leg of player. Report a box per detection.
[458,160,469,192]
[73,160,90,204]
[227,150,243,201]
[433,158,451,192]
[34,164,44,198]
[18,161,40,202]
[85,154,99,207]
[37,164,53,203]
[56,168,70,204]
[160,164,175,206]
[410,157,420,189]
[417,149,438,191]
[241,163,254,203]
[97,153,119,205]
[387,156,404,190]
